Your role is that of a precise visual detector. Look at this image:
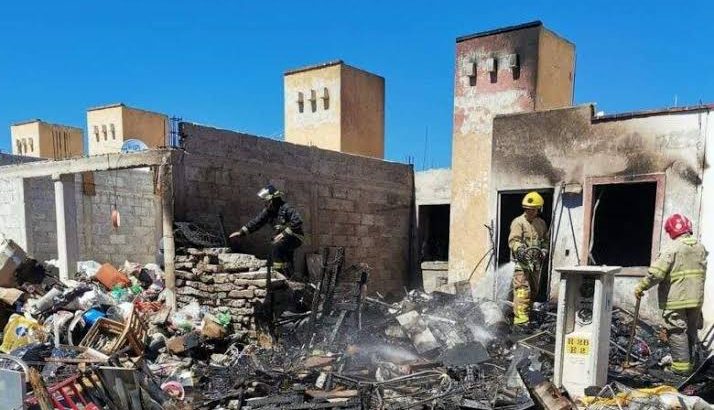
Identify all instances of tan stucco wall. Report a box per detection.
[448,26,542,283]
[87,105,167,155]
[284,65,342,151]
[122,106,168,149]
[340,65,385,158]
[87,106,124,155]
[535,28,575,110]
[449,25,575,284]
[10,122,40,157]
[11,122,83,159]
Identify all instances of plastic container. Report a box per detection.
[82,308,106,327]
[95,263,131,290]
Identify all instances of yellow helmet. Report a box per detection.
[522,191,544,209]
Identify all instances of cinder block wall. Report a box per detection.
[75,170,160,265]
[175,122,415,297]
[26,177,56,262]
[0,152,160,267]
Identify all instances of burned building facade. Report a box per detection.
[448,21,575,283]
[438,20,714,330]
[490,104,714,326]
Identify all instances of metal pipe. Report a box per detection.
[624,297,641,367]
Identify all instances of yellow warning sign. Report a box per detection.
[566,336,591,355]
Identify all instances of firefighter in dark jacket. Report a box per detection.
[230,185,304,277]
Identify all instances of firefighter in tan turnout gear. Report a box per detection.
[508,192,549,328]
[635,214,707,375]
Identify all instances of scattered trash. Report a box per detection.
[0,240,710,409]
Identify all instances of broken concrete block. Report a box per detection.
[234,278,267,287]
[175,270,196,280]
[213,283,235,292]
[199,272,216,282]
[229,307,254,316]
[214,273,230,284]
[228,289,254,299]
[225,299,246,308]
[175,255,196,263]
[396,310,441,354]
[218,253,266,272]
[234,270,268,280]
[202,247,231,256]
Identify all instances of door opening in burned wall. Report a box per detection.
[418,204,450,262]
[497,189,553,302]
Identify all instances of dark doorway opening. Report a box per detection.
[588,182,657,267]
[497,190,554,302]
[418,204,450,262]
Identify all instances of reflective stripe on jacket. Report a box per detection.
[639,235,707,310]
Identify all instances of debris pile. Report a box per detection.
[174,248,279,338]
[0,237,712,409]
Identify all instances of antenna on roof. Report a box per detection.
[422,126,429,171]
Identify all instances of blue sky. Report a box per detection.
[1,1,712,169]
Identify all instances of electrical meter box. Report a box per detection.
[553,266,619,398]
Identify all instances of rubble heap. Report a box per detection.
[175,248,284,338]
[0,238,712,410]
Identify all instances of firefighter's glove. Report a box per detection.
[634,286,644,299]
[230,227,248,238]
[540,248,548,259]
[272,233,285,244]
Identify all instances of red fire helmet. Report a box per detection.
[664,214,692,239]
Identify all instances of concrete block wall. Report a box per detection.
[75,169,160,265]
[26,177,56,262]
[175,122,415,297]
[0,154,41,253]
[0,152,160,267]
[0,177,27,247]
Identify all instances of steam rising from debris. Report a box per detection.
[471,262,515,302]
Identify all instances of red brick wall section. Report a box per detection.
[174,122,415,297]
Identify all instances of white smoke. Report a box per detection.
[470,262,514,302]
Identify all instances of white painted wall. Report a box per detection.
[696,111,714,332]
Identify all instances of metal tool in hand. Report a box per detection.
[624,296,641,368]
[517,246,545,274]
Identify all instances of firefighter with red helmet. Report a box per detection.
[635,214,707,375]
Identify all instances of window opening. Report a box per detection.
[297,92,304,113]
[418,204,450,262]
[588,182,657,267]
